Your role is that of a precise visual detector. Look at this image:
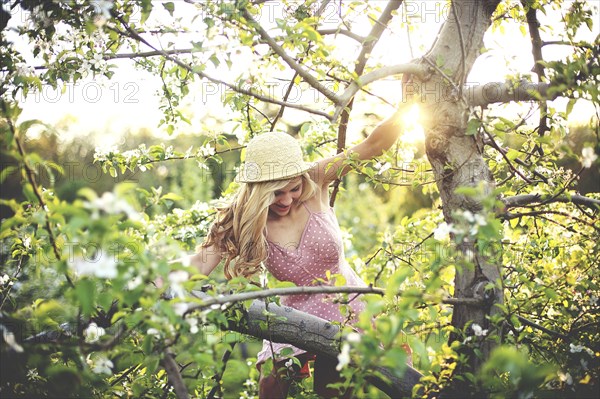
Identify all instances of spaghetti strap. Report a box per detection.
[301,201,313,214]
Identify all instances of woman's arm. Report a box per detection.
[187,245,223,276]
[312,109,404,188]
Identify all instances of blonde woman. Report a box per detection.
[188,111,406,398]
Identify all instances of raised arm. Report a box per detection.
[187,245,223,276]
[312,109,404,188]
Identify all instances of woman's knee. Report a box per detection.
[258,362,292,399]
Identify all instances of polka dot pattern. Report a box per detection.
[257,204,367,364]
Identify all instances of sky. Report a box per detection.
[11,1,599,147]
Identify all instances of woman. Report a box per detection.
[188,110,406,398]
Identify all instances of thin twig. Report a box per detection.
[109,17,332,119]
[1,104,74,287]
[317,28,366,43]
[240,8,339,103]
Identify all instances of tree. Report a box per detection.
[1,1,598,398]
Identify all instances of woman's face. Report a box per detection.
[269,177,303,217]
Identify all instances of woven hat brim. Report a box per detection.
[236,161,313,183]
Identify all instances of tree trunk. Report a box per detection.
[405,0,503,394]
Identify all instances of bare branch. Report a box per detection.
[240,8,340,104]
[333,63,429,120]
[502,194,600,210]
[515,315,569,341]
[184,285,483,315]
[317,28,366,43]
[501,210,599,230]
[104,48,199,60]
[331,0,405,205]
[109,19,333,120]
[161,349,190,399]
[521,1,548,156]
[469,81,556,107]
[451,1,467,91]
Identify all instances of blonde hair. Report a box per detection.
[202,173,317,279]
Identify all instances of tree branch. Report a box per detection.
[502,194,600,210]
[521,0,548,155]
[104,48,199,60]
[331,0,405,206]
[317,28,366,43]
[516,315,569,341]
[333,63,429,120]
[501,210,599,230]
[161,349,190,399]
[184,285,483,315]
[193,291,423,398]
[109,19,333,120]
[240,8,340,104]
[469,81,557,107]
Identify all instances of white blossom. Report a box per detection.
[570,343,594,356]
[173,302,189,316]
[70,254,118,279]
[346,332,361,343]
[15,63,35,77]
[26,368,40,381]
[127,275,143,290]
[462,210,475,223]
[434,222,453,241]
[558,371,573,385]
[147,328,161,337]
[284,359,294,369]
[84,322,106,343]
[0,274,11,286]
[374,161,392,175]
[471,323,488,337]
[198,144,216,157]
[336,342,351,371]
[168,270,189,284]
[187,318,199,334]
[474,213,487,226]
[85,192,141,221]
[87,354,114,375]
[582,147,598,168]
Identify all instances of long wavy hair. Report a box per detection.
[201,173,318,279]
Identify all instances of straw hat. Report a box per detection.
[236,132,313,183]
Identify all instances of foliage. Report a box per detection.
[1,0,599,398]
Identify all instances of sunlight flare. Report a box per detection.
[401,104,426,143]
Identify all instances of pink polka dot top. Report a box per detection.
[256,202,366,365]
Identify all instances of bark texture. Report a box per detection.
[406,0,504,392]
[192,291,423,398]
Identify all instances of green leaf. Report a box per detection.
[506,149,520,161]
[162,2,174,16]
[76,278,96,316]
[0,165,17,184]
[466,119,480,136]
[161,192,183,201]
[565,98,577,116]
